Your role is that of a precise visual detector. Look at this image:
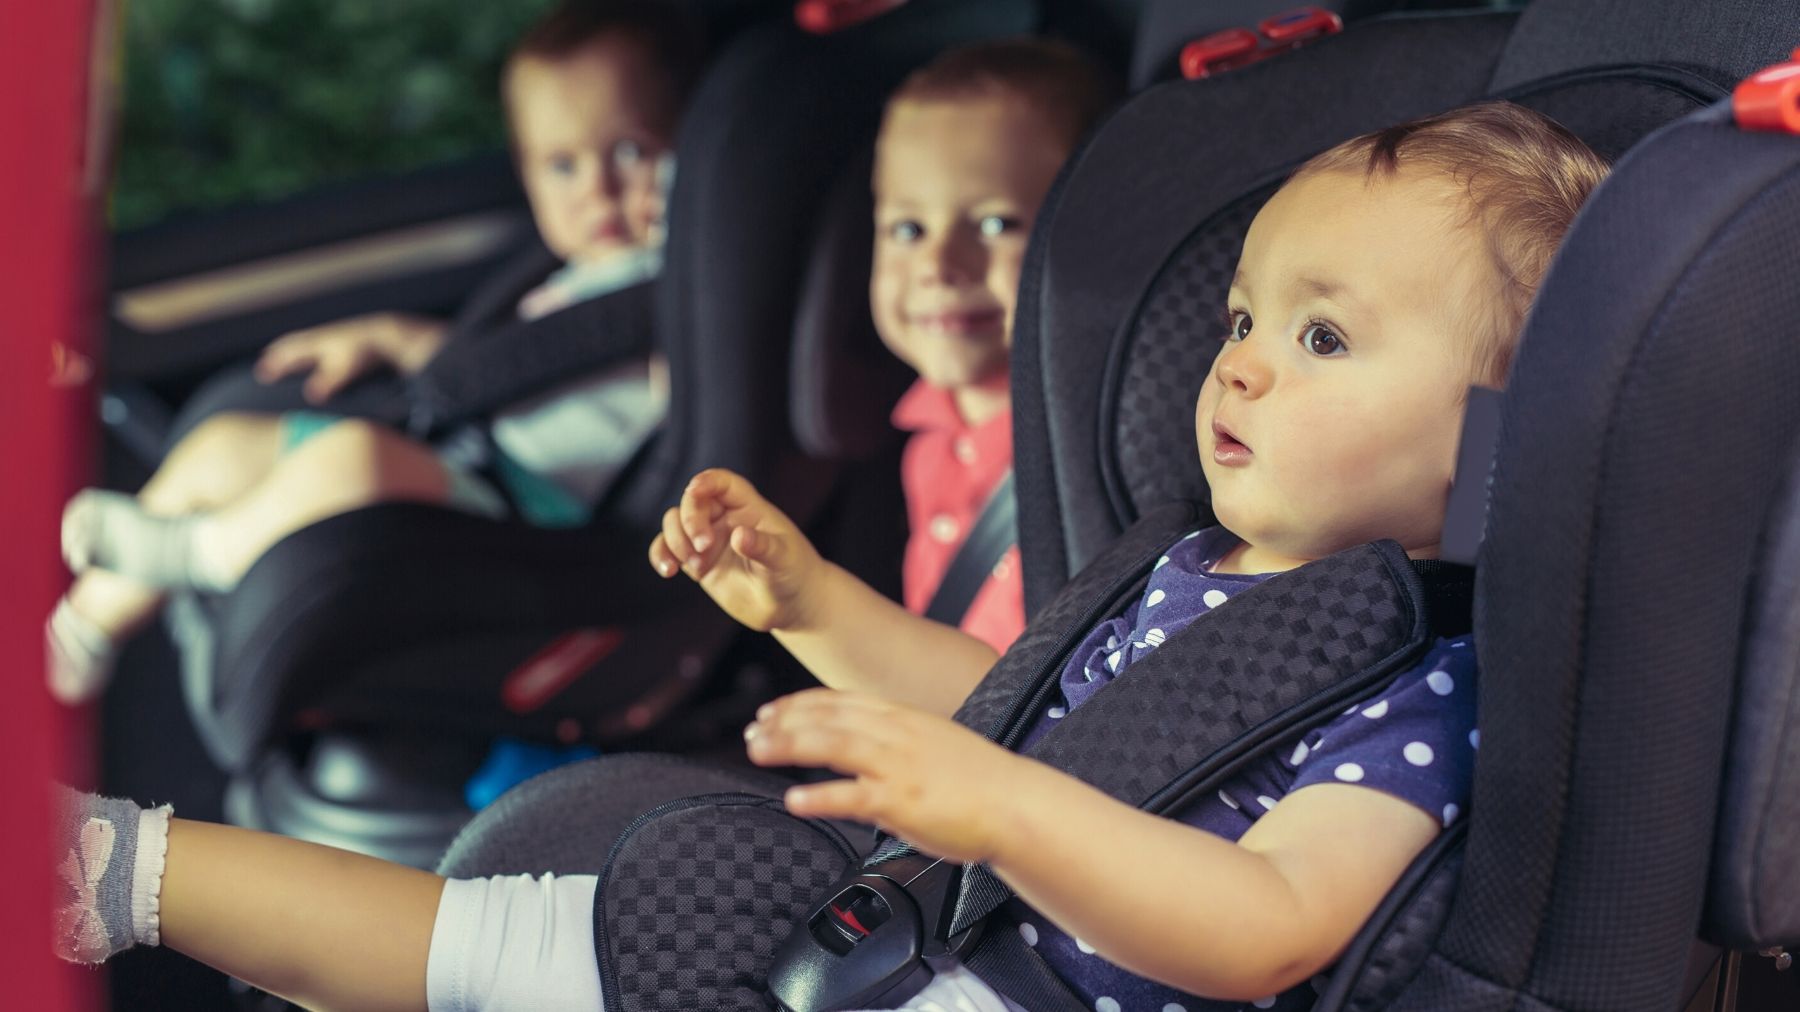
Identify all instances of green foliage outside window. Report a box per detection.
[113,0,557,231]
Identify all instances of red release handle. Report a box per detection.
[1734,46,1800,135]
[1179,7,1345,81]
[794,0,909,35]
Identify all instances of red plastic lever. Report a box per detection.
[794,0,909,35]
[1180,27,1260,80]
[1734,46,1800,135]
[1258,6,1343,44]
[1179,6,1344,81]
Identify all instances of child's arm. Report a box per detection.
[747,689,1439,1001]
[160,818,442,1012]
[650,468,998,716]
[255,312,449,404]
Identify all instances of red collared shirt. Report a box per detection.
[892,380,1026,653]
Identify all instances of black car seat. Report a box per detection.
[441,0,1800,1006]
[154,0,1045,868]
[1009,0,1800,1006]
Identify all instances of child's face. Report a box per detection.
[1197,166,1497,566]
[869,97,1069,397]
[509,37,674,265]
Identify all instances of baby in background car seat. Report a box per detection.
[46,0,702,705]
[49,102,1607,1012]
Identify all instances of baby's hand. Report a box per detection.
[744,688,1028,865]
[649,468,825,632]
[255,312,446,403]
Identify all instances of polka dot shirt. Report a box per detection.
[1005,527,1479,1012]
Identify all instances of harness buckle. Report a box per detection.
[768,854,983,1012]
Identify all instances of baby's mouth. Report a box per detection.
[1211,419,1253,464]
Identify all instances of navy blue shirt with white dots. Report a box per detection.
[1002,527,1479,1012]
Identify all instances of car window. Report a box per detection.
[113,0,556,231]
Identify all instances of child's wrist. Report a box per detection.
[779,558,841,635]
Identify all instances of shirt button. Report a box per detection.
[991,557,1012,580]
[929,514,961,544]
[953,437,978,465]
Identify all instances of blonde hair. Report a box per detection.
[885,38,1118,152]
[1296,102,1609,384]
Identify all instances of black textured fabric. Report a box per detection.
[1313,827,1466,1011]
[1708,444,1800,948]
[1432,111,1800,1008]
[437,753,825,877]
[951,501,1198,741]
[596,793,858,1012]
[1489,0,1799,93]
[1108,189,1268,519]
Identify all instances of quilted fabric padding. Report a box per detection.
[1110,189,1270,518]
[597,793,858,1012]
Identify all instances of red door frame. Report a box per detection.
[1,0,104,1007]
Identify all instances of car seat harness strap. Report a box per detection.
[762,503,1470,1011]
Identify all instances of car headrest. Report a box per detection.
[1127,0,1458,89]
[1490,0,1798,94]
[789,143,914,461]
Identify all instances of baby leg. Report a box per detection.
[62,418,450,593]
[51,412,286,702]
[53,786,445,1010]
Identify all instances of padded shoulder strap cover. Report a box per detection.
[948,537,1436,934]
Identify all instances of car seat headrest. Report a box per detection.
[1490,0,1797,93]
[790,144,913,460]
[1706,443,1800,949]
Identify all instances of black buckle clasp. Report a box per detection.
[767,854,983,1012]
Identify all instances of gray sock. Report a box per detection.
[61,489,234,592]
[52,785,171,964]
[46,597,120,705]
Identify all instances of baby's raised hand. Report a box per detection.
[649,468,825,632]
[744,688,1030,865]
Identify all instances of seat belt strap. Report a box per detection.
[960,919,1090,1012]
[923,471,1018,627]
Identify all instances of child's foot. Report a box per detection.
[60,489,233,591]
[47,596,121,705]
[51,785,171,964]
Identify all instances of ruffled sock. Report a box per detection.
[51,785,172,964]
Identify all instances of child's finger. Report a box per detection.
[659,506,698,570]
[678,476,732,553]
[782,778,875,822]
[647,534,680,578]
[730,525,784,571]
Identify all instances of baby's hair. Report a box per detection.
[1296,102,1609,385]
[505,0,707,136]
[886,38,1120,152]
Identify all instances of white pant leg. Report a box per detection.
[427,873,603,1012]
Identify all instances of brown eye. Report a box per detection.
[1301,323,1344,356]
[1228,311,1252,342]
